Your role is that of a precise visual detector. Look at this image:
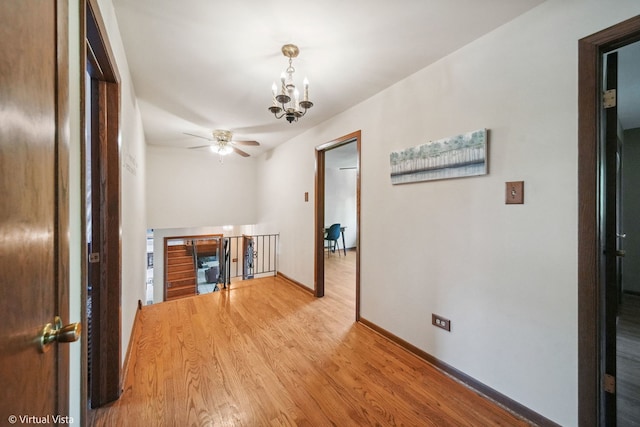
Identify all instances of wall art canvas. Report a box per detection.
[390,128,488,184]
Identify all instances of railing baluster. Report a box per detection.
[221,234,278,281]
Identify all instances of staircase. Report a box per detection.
[166,244,196,301]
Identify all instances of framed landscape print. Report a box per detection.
[390,129,488,184]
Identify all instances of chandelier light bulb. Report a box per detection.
[271,82,278,106]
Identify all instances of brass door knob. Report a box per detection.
[39,316,81,353]
[616,250,626,257]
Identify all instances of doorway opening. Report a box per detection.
[578,15,640,427]
[315,131,361,320]
[83,0,122,410]
[615,42,640,425]
[164,234,224,301]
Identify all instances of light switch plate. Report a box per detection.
[506,181,524,204]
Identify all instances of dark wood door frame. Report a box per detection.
[83,0,122,410]
[578,14,640,427]
[56,1,71,415]
[314,130,361,320]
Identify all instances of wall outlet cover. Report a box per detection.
[432,314,451,332]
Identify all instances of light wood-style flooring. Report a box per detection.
[90,250,533,426]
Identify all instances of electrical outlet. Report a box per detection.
[432,314,451,332]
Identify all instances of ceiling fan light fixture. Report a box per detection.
[209,129,234,161]
[212,144,233,156]
[185,129,259,162]
[268,44,314,124]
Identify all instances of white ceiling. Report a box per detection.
[112,0,547,157]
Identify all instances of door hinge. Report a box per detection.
[604,373,616,394]
[89,252,100,263]
[603,89,617,108]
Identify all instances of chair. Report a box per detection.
[324,223,342,256]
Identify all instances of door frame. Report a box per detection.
[82,0,122,410]
[314,130,361,320]
[578,14,640,427]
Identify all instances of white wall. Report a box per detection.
[146,146,258,229]
[255,1,640,425]
[325,167,357,249]
[257,136,317,284]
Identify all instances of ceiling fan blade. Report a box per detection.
[188,144,212,150]
[184,132,214,141]
[232,140,260,146]
[232,146,250,157]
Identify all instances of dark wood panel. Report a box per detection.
[167,256,192,265]
[167,266,194,276]
[166,286,197,300]
[167,245,189,253]
[85,0,122,408]
[187,241,219,257]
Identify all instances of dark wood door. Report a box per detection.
[603,51,619,426]
[85,1,122,408]
[0,0,71,422]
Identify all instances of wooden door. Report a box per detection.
[85,0,122,408]
[0,0,71,422]
[603,51,619,425]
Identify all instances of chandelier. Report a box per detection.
[268,44,314,123]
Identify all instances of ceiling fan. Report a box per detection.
[185,129,260,158]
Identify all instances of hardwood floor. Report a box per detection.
[90,251,533,426]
